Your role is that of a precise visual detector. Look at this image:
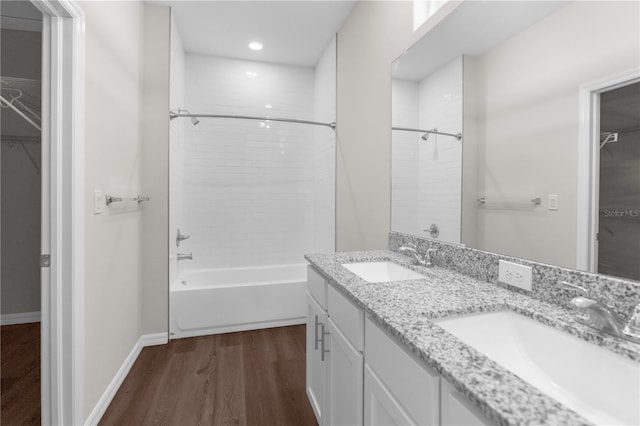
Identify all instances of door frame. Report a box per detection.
[31,0,85,424]
[576,68,640,272]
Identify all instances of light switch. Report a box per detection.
[94,190,104,214]
[548,194,559,211]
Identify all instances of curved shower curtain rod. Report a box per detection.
[392,126,462,141]
[169,111,336,129]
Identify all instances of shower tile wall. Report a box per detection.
[169,14,185,287]
[392,57,463,244]
[391,79,420,234]
[311,37,337,255]
[181,49,335,269]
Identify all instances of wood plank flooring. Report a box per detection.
[100,325,318,426]
[1,322,41,426]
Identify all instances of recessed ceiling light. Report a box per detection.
[249,41,263,51]
[265,104,273,109]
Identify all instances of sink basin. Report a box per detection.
[435,311,640,425]
[342,261,425,282]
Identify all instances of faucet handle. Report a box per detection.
[176,229,190,247]
[623,304,640,340]
[561,281,589,297]
[426,248,437,267]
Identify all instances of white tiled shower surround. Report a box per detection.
[169,15,185,288]
[176,41,336,270]
[392,56,463,244]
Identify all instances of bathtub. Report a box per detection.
[170,263,308,339]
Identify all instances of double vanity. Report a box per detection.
[304,248,640,426]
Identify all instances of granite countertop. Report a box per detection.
[305,250,640,426]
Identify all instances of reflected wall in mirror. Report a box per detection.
[391,0,640,281]
[392,56,463,244]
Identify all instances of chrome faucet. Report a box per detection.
[176,229,190,247]
[398,243,437,268]
[562,282,640,343]
[177,253,193,261]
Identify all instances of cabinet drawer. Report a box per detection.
[308,265,327,310]
[365,317,439,426]
[328,285,364,351]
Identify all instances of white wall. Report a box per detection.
[141,5,170,335]
[179,53,333,270]
[473,1,640,267]
[82,1,151,418]
[335,0,456,250]
[0,29,41,317]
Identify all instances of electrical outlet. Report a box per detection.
[498,260,532,291]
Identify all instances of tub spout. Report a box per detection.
[177,253,193,261]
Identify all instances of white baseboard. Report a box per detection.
[84,332,168,426]
[0,311,41,325]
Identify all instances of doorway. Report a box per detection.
[577,69,640,278]
[1,1,43,424]
[597,81,640,281]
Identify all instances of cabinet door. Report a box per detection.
[365,317,439,425]
[364,365,416,426]
[326,317,364,426]
[441,379,495,426]
[307,294,328,424]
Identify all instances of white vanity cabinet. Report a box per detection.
[364,316,440,425]
[306,291,328,423]
[441,379,495,426]
[307,265,495,426]
[307,266,365,426]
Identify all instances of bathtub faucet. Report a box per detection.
[177,253,193,261]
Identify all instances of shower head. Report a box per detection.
[421,128,438,141]
[178,108,200,125]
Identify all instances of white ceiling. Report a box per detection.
[147,1,356,67]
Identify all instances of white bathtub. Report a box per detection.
[170,263,308,339]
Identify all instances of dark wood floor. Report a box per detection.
[1,322,41,426]
[100,325,318,426]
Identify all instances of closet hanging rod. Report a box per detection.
[392,126,462,141]
[1,135,40,144]
[169,111,336,129]
[0,94,41,131]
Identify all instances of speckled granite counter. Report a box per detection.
[305,250,640,426]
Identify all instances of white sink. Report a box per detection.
[342,261,426,282]
[435,311,640,425]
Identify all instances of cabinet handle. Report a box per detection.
[321,323,330,362]
[314,315,322,350]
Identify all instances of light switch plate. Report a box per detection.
[498,260,532,291]
[548,194,559,211]
[93,190,104,214]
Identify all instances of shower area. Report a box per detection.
[168,17,336,339]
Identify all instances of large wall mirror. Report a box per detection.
[391,1,640,281]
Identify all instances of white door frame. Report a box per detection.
[31,0,85,424]
[576,68,640,272]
